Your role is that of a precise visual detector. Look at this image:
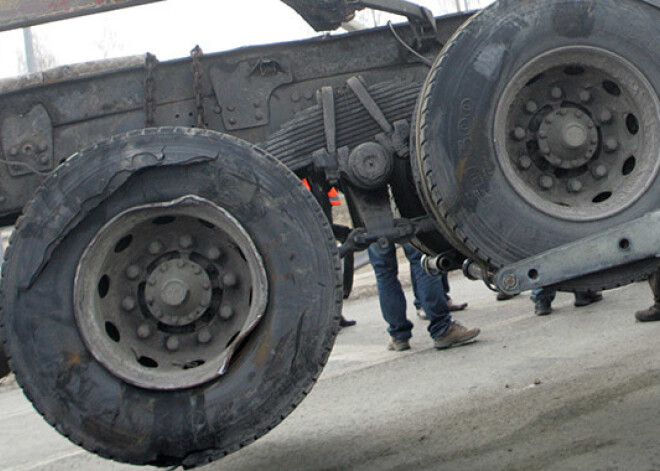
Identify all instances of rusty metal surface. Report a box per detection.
[0,0,163,32]
[0,12,469,223]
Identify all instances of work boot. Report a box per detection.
[432,321,480,350]
[387,338,411,351]
[339,316,356,328]
[496,291,519,301]
[447,299,468,312]
[416,308,428,321]
[535,298,552,316]
[635,305,660,322]
[574,291,603,307]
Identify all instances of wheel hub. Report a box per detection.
[494,46,660,221]
[74,195,268,390]
[537,107,598,169]
[144,258,212,326]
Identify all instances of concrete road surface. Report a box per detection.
[2,273,660,471]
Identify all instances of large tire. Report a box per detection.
[0,128,342,467]
[417,0,660,289]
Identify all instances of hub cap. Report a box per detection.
[74,195,268,390]
[494,46,660,221]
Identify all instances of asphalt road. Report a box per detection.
[2,273,660,471]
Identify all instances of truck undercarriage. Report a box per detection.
[0,0,659,467]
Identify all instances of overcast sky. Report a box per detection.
[0,0,494,79]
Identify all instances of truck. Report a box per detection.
[0,0,658,467]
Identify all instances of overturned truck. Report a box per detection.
[1,0,659,467]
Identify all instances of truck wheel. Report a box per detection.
[0,128,342,467]
[417,0,660,290]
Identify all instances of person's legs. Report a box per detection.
[635,270,660,321]
[404,245,452,338]
[531,288,555,316]
[368,243,413,340]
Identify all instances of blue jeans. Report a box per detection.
[368,243,451,340]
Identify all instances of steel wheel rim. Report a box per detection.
[494,46,660,221]
[74,195,268,390]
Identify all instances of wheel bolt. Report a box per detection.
[574,110,583,119]
[538,130,548,139]
[220,304,234,320]
[166,336,180,351]
[197,328,212,344]
[148,241,163,255]
[599,109,613,124]
[159,264,169,273]
[512,127,526,141]
[540,143,551,155]
[202,280,211,290]
[518,155,532,170]
[207,247,222,260]
[568,179,583,193]
[200,297,210,307]
[579,90,592,103]
[179,234,193,249]
[146,293,155,304]
[539,175,554,190]
[121,296,136,311]
[551,87,563,99]
[193,266,202,275]
[125,265,140,280]
[525,100,538,114]
[604,138,619,152]
[137,323,152,339]
[222,272,237,287]
[592,164,608,179]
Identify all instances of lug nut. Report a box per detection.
[222,272,237,287]
[220,304,234,320]
[137,323,152,339]
[513,127,526,141]
[159,264,169,273]
[148,241,163,255]
[592,164,608,179]
[539,143,551,155]
[539,175,554,190]
[579,90,592,103]
[544,116,554,125]
[207,247,222,260]
[179,234,193,249]
[121,296,136,312]
[604,138,619,152]
[200,297,210,307]
[202,280,211,290]
[538,130,548,139]
[125,265,140,280]
[551,87,563,99]
[518,155,532,170]
[568,179,583,193]
[146,293,155,304]
[525,100,538,114]
[197,328,212,344]
[599,109,613,124]
[193,266,202,275]
[574,110,583,119]
[166,336,180,351]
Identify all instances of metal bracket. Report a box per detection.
[1,104,54,177]
[346,0,437,33]
[494,209,660,294]
[346,76,410,158]
[210,57,292,131]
